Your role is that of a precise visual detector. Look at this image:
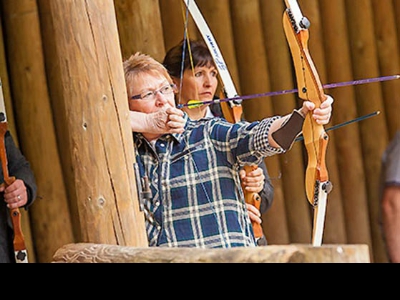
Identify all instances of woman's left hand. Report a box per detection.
[239,167,265,194]
[300,94,334,125]
[246,203,262,224]
[0,179,28,209]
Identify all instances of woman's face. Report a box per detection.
[128,73,176,114]
[174,64,218,106]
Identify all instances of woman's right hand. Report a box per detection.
[161,107,185,134]
[130,107,185,134]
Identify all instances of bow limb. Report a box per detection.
[182,0,266,245]
[181,0,242,120]
[283,0,333,246]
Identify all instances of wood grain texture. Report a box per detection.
[115,0,166,62]
[371,0,400,140]
[345,0,389,263]
[160,0,200,56]
[52,242,370,263]
[36,0,147,247]
[319,0,373,259]
[1,0,74,262]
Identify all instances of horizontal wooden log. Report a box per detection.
[52,243,370,263]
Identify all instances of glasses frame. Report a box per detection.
[130,83,177,101]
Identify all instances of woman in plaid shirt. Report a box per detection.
[125,52,333,248]
[163,39,273,246]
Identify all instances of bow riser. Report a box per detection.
[283,6,329,204]
[283,0,332,246]
[302,117,329,203]
[283,13,326,104]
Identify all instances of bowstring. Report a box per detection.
[182,0,258,245]
[179,1,200,104]
[178,1,189,106]
[162,0,227,246]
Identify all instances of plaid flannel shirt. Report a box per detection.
[134,114,283,248]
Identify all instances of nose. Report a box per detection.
[154,91,169,106]
[203,75,212,87]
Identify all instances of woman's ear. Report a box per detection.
[171,77,180,86]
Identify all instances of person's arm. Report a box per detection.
[3,131,37,209]
[241,97,333,222]
[382,185,400,262]
[130,107,185,134]
[269,96,333,149]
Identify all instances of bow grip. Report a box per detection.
[242,165,265,241]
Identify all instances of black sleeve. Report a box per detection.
[209,102,224,118]
[258,160,274,214]
[4,131,37,209]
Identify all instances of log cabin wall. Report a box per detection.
[0,0,399,263]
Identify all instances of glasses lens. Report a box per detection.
[160,85,173,95]
[141,91,154,100]
[132,84,176,101]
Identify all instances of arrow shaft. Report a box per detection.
[178,75,400,108]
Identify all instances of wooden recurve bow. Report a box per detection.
[283,0,333,246]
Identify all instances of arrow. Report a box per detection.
[177,75,400,108]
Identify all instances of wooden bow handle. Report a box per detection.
[242,165,266,245]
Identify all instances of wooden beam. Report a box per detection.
[53,243,370,263]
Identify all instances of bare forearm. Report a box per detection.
[129,108,185,134]
[130,111,152,132]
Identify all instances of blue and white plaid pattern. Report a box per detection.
[134,114,283,248]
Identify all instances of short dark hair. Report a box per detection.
[163,39,216,78]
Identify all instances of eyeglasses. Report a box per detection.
[130,83,177,101]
